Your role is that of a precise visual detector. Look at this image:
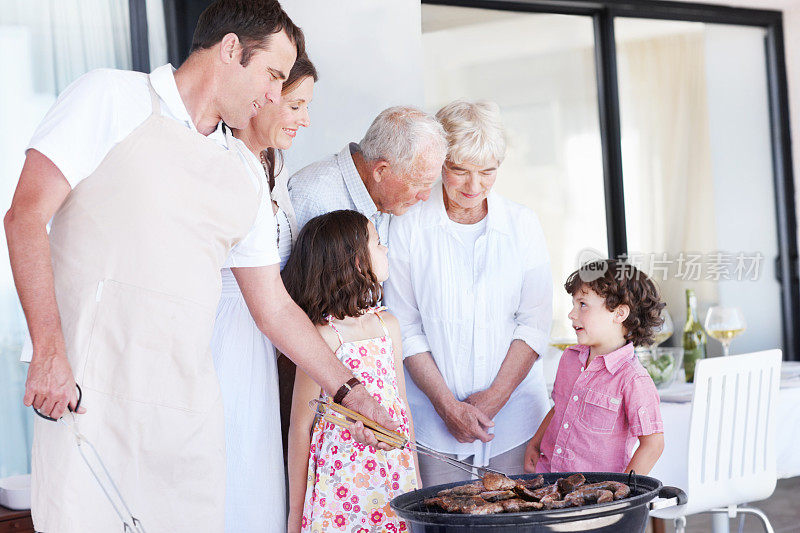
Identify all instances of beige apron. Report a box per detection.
[31,83,263,532]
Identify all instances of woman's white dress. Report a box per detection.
[211,170,296,533]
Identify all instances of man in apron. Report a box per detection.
[5,1,395,531]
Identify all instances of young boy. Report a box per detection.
[524,259,665,474]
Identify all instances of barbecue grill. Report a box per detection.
[390,472,686,532]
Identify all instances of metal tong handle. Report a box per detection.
[33,383,82,421]
[65,423,147,533]
[407,441,507,480]
[33,384,146,533]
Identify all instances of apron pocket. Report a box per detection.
[82,279,217,412]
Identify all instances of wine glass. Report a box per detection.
[704,306,746,357]
[651,308,674,348]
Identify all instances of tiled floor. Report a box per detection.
[647,477,800,532]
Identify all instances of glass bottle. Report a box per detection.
[682,289,707,382]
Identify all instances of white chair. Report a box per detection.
[651,350,781,533]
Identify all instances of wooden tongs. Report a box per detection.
[309,398,507,479]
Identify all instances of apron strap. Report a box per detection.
[146,78,161,117]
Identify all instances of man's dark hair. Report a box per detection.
[565,259,665,346]
[282,210,382,325]
[191,0,305,66]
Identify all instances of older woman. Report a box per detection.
[384,100,553,486]
[210,54,317,532]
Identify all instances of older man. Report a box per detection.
[288,106,447,243]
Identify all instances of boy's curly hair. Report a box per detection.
[564,259,665,346]
[281,210,381,325]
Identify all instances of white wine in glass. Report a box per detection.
[651,309,674,347]
[704,306,746,357]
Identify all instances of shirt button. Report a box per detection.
[563,423,569,429]
[555,447,562,454]
[573,395,579,402]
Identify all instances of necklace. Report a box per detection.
[259,151,292,248]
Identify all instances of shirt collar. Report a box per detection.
[572,342,635,375]
[337,143,379,218]
[422,181,513,236]
[149,64,228,146]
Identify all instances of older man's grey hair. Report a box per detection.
[360,106,448,175]
[436,100,507,167]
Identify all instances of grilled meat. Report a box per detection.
[556,474,586,496]
[437,483,484,496]
[425,475,630,515]
[501,498,544,512]
[579,481,631,500]
[564,488,614,506]
[480,490,517,502]
[482,472,517,491]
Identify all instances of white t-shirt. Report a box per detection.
[27,64,279,269]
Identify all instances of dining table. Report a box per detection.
[648,361,800,532]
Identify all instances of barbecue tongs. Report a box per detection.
[310,398,506,479]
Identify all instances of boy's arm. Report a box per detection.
[622,373,664,475]
[624,433,664,475]
[523,406,554,472]
[385,313,422,488]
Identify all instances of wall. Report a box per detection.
[278,0,424,176]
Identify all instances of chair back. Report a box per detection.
[681,350,781,515]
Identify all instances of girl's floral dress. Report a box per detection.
[301,307,418,532]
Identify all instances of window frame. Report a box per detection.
[423,0,799,360]
[130,0,151,73]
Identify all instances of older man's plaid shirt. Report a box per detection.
[288,143,391,245]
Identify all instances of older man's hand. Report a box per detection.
[439,398,495,444]
[341,384,401,451]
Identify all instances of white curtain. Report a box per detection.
[0,0,164,477]
[617,32,719,321]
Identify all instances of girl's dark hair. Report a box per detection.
[282,210,381,324]
[191,0,304,66]
[262,53,319,190]
[565,259,665,346]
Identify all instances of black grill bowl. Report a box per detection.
[391,472,684,533]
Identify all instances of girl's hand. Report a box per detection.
[523,437,541,473]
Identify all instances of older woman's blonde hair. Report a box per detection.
[435,100,507,167]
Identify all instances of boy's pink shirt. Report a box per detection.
[536,342,663,474]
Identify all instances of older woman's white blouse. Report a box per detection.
[384,184,553,464]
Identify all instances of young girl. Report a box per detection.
[282,210,420,533]
[523,259,665,475]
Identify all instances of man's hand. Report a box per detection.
[464,387,504,420]
[438,398,494,444]
[24,347,85,419]
[342,384,400,451]
[523,437,541,473]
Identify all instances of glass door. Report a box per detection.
[615,18,782,356]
